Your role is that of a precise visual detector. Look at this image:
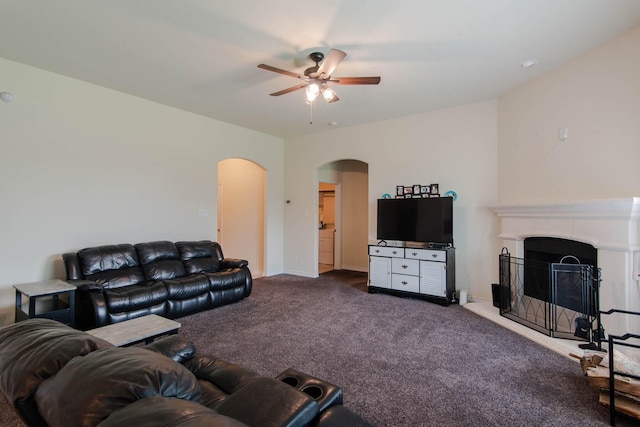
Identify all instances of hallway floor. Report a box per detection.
[319,263,334,274]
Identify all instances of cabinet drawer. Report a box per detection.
[369,246,404,258]
[391,274,420,293]
[391,258,419,275]
[405,248,446,262]
[319,238,333,252]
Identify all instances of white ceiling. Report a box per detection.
[2,1,640,138]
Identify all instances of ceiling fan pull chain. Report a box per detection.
[309,101,313,124]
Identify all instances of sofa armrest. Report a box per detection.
[143,334,196,363]
[62,252,82,280]
[70,279,103,292]
[183,355,260,395]
[215,377,319,427]
[220,258,248,269]
[73,290,109,330]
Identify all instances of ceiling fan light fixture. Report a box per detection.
[321,85,338,103]
[305,83,320,102]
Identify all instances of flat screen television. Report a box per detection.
[376,197,453,245]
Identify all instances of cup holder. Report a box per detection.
[301,385,324,400]
[280,376,300,388]
[276,368,343,413]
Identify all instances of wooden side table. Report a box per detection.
[14,279,76,326]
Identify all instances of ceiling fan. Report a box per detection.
[258,49,381,104]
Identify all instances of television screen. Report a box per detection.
[376,197,453,245]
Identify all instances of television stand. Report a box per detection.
[368,244,456,305]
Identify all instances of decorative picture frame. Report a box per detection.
[396,185,404,196]
[412,185,421,195]
[420,185,430,194]
[430,183,439,195]
[404,186,413,195]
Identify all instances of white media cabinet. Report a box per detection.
[368,244,456,305]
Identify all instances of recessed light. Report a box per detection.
[520,59,538,69]
[0,91,14,103]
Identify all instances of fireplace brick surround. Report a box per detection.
[492,198,640,340]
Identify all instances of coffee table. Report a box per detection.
[86,314,181,347]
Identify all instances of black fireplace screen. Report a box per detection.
[498,249,601,341]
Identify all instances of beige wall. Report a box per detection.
[498,25,640,203]
[0,58,284,325]
[284,100,499,298]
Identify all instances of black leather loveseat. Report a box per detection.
[0,318,373,427]
[63,240,252,330]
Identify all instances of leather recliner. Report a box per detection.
[0,318,373,427]
[63,240,252,330]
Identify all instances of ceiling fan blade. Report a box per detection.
[258,64,304,79]
[316,49,347,78]
[269,84,308,96]
[330,76,381,85]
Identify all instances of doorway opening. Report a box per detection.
[319,182,336,273]
[316,159,369,276]
[218,158,266,277]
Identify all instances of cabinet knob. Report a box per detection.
[402,265,408,269]
[392,251,398,255]
[402,281,408,285]
[432,254,438,258]
[375,249,380,253]
[412,252,417,256]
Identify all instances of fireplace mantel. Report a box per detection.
[492,197,640,219]
[491,197,640,251]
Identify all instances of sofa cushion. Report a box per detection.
[164,275,211,300]
[97,396,248,427]
[35,347,202,427]
[177,241,221,274]
[104,281,169,313]
[78,244,145,289]
[0,319,112,403]
[135,241,186,280]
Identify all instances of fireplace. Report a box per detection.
[492,198,640,340]
[524,237,597,313]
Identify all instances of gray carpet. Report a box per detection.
[180,271,626,427]
[0,271,633,426]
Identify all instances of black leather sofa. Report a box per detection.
[0,318,373,427]
[62,240,252,330]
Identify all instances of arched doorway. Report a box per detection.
[317,159,369,275]
[218,158,265,277]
